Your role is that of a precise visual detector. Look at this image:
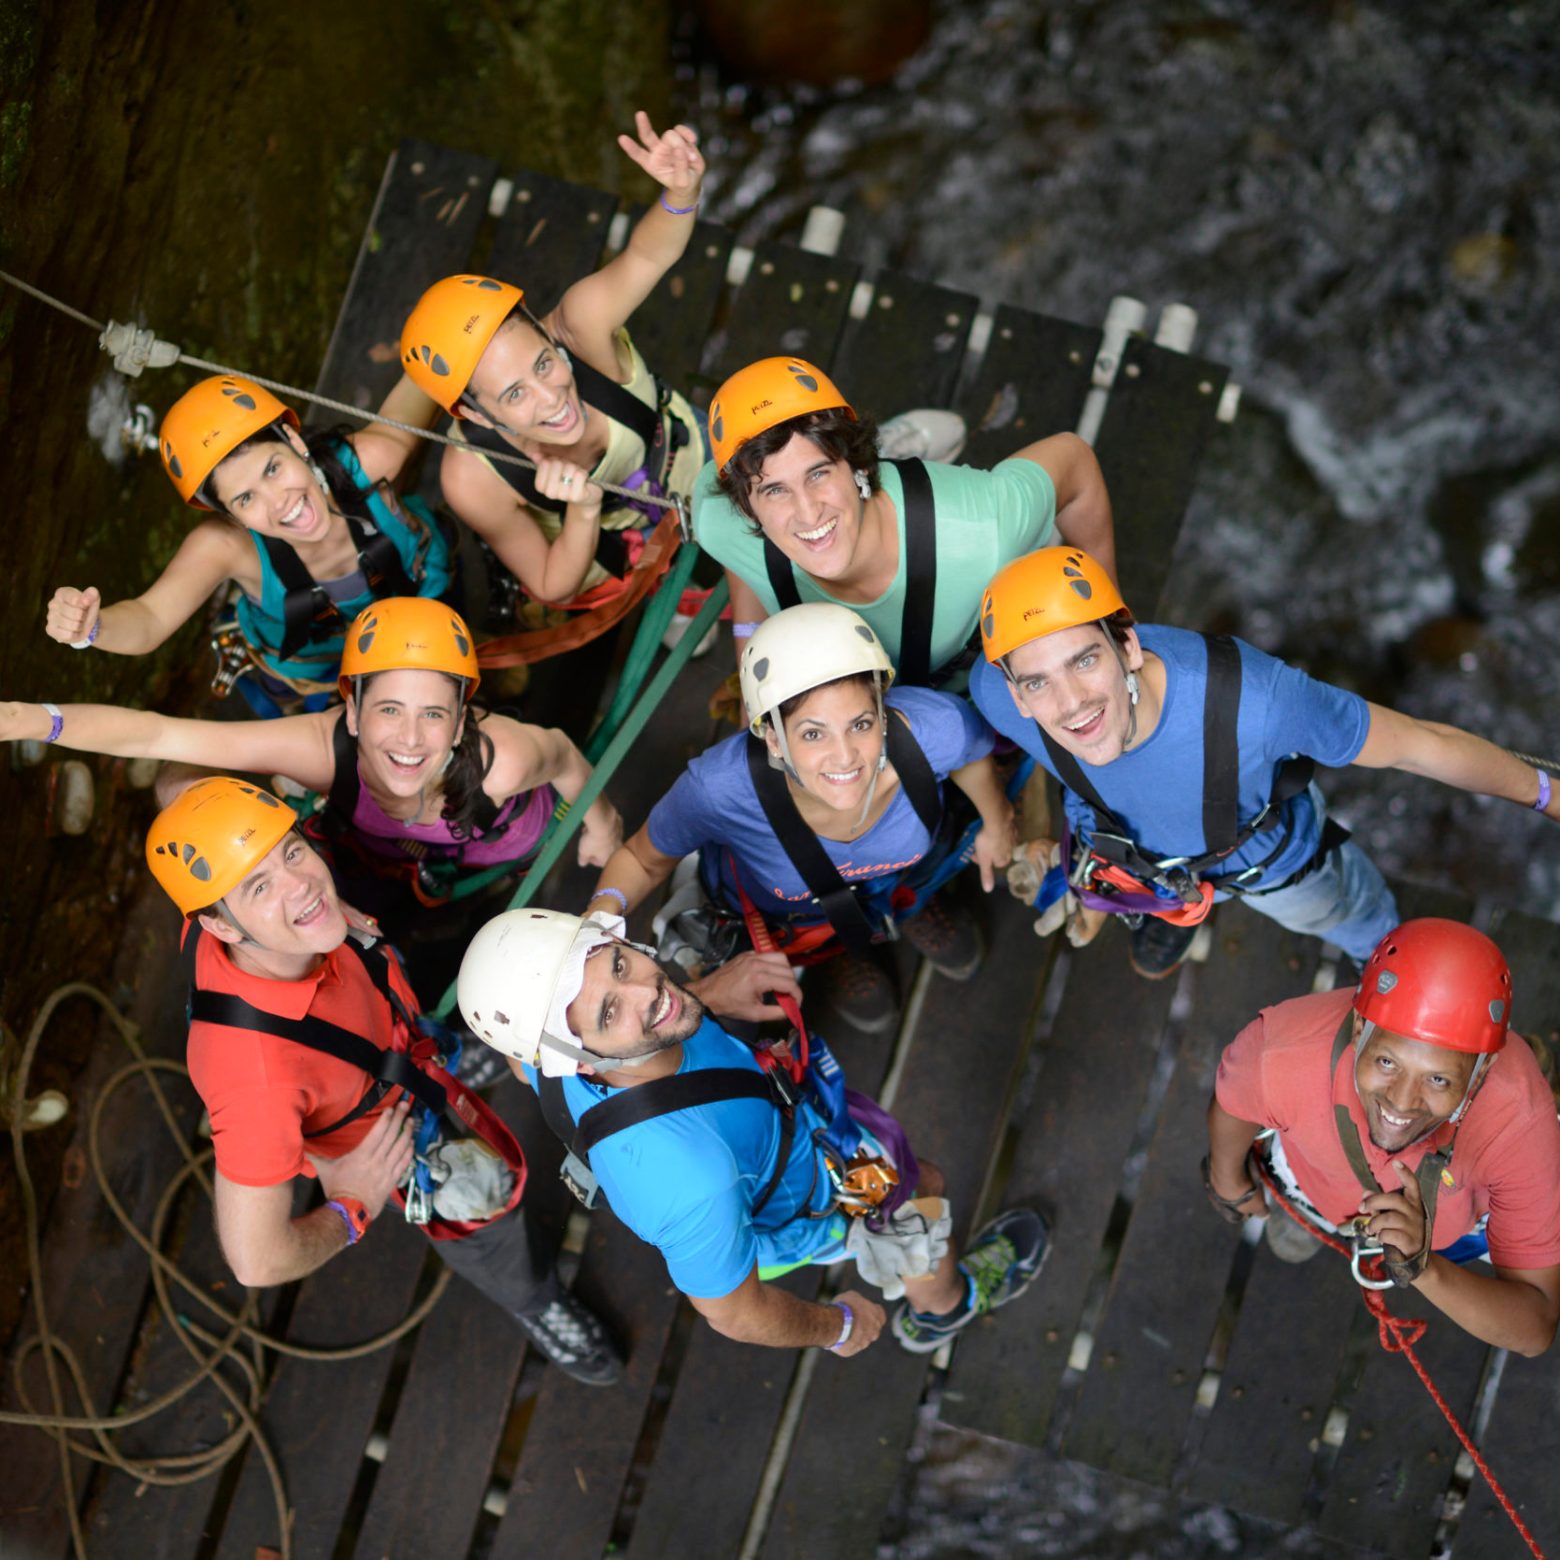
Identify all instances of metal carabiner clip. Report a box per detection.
[1349,1235,1396,1290]
[671,491,693,545]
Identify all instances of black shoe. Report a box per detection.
[901,890,983,981]
[1128,916,1199,980]
[824,951,900,1035]
[453,1033,512,1092]
[517,1292,623,1387]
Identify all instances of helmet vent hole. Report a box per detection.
[753,656,770,681]
[1068,579,1094,600]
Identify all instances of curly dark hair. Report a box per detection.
[774,671,876,729]
[354,671,499,842]
[717,408,881,532]
[200,424,380,529]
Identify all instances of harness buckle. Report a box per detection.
[1344,1224,1396,1290]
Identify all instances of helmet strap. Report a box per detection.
[850,672,890,833]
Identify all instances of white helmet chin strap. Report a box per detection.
[539,1031,660,1074]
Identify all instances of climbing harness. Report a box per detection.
[1042,634,1316,923]
[180,922,527,1235]
[741,715,943,955]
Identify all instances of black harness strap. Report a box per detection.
[743,714,943,955]
[262,508,416,664]
[760,458,940,685]
[1039,632,1316,897]
[540,1067,796,1218]
[181,923,446,1138]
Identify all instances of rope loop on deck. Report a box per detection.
[1250,1155,1546,1560]
[4,984,450,1560]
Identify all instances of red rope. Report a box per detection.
[728,854,808,1083]
[1249,1156,1546,1559]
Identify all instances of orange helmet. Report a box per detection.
[146,777,296,915]
[338,597,481,701]
[160,376,300,508]
[708,356,854,472]
[400,274,525,415]
[979,547,1131,666]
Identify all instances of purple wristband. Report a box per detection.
[70,618,100,650]
[41,703,64,744]
[659,192,699,216]
[325,1199,362,1246]
[825,1299,854,1352]
[1536,770,1552,813]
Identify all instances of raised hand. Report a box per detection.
[617,110,705,199]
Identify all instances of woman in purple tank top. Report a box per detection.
[1,598,622,937]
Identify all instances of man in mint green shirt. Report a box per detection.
[694,355,1116,691]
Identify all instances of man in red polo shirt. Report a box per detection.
[146,776,622,1385]
[1205,918,1560,1356]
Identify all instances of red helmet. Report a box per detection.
[1353,918,1512,1054]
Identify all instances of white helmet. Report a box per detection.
[457,908,659,1077]
[740,602,895,739]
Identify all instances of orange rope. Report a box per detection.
[1249,1155,1546,1559]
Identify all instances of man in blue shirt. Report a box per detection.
[973,547,1558,978]
[456,908,1048,1356]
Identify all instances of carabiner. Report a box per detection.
[1349,1236,1396,1290]
[671,491,693,545]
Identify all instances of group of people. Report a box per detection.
[11,112,1560,1392]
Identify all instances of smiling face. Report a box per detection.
[1354,1020,1479,1153]
[1004,621,1142,766]
[566,939,705,1064]
[208,427,331,543]
[766,676,883,816]
[746,433,868,583]
[464,316,583,444]
[202,832,346,960]
[346,668,465,799]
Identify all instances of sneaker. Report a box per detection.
[892,1208,1050,1354]
[516,1293,623,1387]
[823,950,900,1035]
[1128,915,1200,980]
[1262,1205,1323,1264]
[901,891,983,982]
[876,409,967,464]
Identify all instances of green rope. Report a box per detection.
[431,573,729,1019]
[585,540,706,765]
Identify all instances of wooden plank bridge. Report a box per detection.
[3,140,1558,1560]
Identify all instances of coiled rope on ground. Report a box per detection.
[3,984,450,1560]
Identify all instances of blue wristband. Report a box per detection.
[41,703,64,744]
[659,192,699,216]
[1536,770,1552,813]
[325,1198,366,1245]
[591,886,629,916]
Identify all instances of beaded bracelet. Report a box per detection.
[659,192,699,216]
[41,703,64,744]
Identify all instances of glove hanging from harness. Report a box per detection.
[1042,634,1317,924]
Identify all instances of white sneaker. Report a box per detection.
[876,409,967,464]
[661,609,719,657]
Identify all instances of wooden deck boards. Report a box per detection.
[10,145,1544,1560]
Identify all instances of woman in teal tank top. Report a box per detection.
[43,371,452,715]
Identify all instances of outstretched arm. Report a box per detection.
[0,701,340,790]
[1009,432,1117,586]
[586,823,680,917]
[483,714,622,866]
[1352,703,1558,821]
[44,520,247,655]
[549,112,705,361]
[352,372,446,485]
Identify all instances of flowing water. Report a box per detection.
[679,3,1559,1551]
[686,0,1560,922]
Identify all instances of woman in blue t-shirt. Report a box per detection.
[585,603,1016,1034]
[43,372,452,715]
